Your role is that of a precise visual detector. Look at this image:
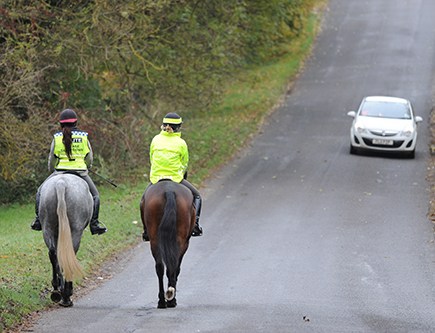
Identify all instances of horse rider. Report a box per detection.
[142,112,203,241]
[30,109,107,235]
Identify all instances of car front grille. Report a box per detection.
[362,138,404,148]
[369,130,398,137]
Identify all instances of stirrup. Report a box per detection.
[191,224,203,237]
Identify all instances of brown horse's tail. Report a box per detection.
[56,180,84,282]
[158,191,180,274]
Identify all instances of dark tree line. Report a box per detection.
[0,0,317,203]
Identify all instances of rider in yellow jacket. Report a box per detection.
[149,126,188,184]
[142,112,203,241]
[31,109,107,235]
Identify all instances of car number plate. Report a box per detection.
[372,138,394,145]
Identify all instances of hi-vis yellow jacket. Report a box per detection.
[52,130,90,170]
[149,130,188,184]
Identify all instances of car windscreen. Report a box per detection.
[359,101,411,119]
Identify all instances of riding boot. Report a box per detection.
[191,195,203,237]
[31,191,42,231]
[31,217,42,231]
[89,196,107,235]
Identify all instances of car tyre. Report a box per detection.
[406,149,415,159]
[350,144,357,155]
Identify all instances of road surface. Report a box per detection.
[29,1,435,332]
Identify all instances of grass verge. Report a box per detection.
[0,6,325,332]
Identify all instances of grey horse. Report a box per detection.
[39,173,93,307]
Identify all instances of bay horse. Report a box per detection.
[140,180,195,308]
[39,173,93,307]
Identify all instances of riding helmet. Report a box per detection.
[162,112,183,125]
[59,109,78,124]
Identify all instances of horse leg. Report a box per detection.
[60,281,74,307]
[156,261,167,308]
[48,249,62,303]
[166,255,184,308]
[165,271,177,308]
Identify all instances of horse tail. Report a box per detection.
[56,180,84,281]
[158,191,180,275]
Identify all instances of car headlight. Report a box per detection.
[402,128,414,137]
[354,122,367,134]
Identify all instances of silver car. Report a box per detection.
[347,96,423,158]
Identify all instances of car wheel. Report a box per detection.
[406,149,415,159]
[350,144,357,155]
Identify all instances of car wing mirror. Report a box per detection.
[415,116,423,123]
[347,111,356,118]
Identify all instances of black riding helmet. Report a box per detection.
[59,109,78,125]
[162,112,182,132]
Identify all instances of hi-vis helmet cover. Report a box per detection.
[163,112,183,125]
[59,109,78,124]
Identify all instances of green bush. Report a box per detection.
[0,0,321,203]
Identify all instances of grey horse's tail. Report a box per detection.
[158,191,180,277]
[56,180,84,281]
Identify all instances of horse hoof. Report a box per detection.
[50,291,62,303]
[167,299,177,308]
[157,300,167,309]
[59,299,74,307]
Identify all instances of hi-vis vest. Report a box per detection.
[149,130,188,184]
[53,131,90,170]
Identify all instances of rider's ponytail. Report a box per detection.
[61,124,74,160]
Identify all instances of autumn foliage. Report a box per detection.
[0,0,317,203]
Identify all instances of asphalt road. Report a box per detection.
[29,1,435,332]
